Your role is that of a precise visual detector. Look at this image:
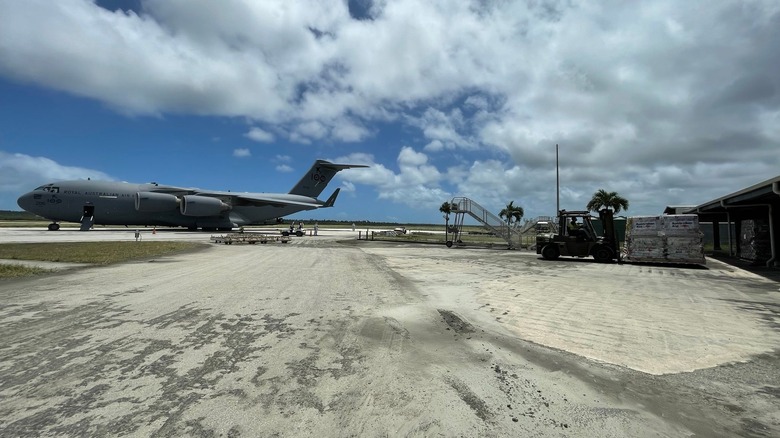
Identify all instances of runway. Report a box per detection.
[1,228,778,437]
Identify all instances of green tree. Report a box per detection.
[439,202,452,216]
[439,201,455,242]
[586,189,629,214]
[499,201,524,227]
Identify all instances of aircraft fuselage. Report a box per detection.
[18,181,309,229]
[16,160,366,230]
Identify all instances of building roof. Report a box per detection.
[686,175,780,220]
[664,205,696,215]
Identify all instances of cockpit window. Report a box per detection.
[34,185,59,193]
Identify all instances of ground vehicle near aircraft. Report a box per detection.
[536,209,620,263]
[282,224,306,237]
[16,160,367,231]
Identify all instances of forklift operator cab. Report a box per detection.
[536,209,619,263]
[566,217,593,241]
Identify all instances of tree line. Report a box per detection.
[440,189,629,228]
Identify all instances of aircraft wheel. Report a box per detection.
[541,244,560,260]
[48,223,60,231]
[593,246,614,263]
[446,240,453,248]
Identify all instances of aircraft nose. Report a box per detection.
[17,192,34,212]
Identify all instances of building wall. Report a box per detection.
[699,222,734,247]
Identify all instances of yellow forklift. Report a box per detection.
[536,209,620,263]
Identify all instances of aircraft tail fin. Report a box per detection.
[323,188,340,208]
[288,160,367,198]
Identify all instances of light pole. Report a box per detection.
[556,143,560,215]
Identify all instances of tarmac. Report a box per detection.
[0,227,778,437]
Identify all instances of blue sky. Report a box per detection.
[1,0,779,224]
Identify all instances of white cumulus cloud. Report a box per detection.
[233,148,252,158]
[245,128,274,143]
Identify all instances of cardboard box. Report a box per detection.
[627,216,662,236]
[624,215,704,264]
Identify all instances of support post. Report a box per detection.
[713,220,721,251]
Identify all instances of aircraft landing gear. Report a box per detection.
[48,223,60,231]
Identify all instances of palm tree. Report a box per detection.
[499,201,524,227]
[586,189,629,214]
[439,201,453,242]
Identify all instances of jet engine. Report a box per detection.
[135,192,180,212]
[180,195,231,216]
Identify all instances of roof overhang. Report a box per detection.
[664,205,696,215]
[685,175,780,221]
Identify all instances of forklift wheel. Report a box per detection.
[593,246,614,263]
[541,244,560,260]
[446,241,453,248]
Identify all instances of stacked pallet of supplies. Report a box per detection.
[624,214,705,265]
[739,219,772,263]
[624,216,665,261]
[664,215,705,264]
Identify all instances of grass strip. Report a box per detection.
[0,241,205,265]
[0,264,51,278]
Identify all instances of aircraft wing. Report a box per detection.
[232,193,322,208]
[146,187,324,208]
[183,190,322,208]
[143,185,330,209]
[146,184,200,196]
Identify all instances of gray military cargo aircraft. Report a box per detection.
[16,159,367,231]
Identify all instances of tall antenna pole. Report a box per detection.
[556,143,560,214]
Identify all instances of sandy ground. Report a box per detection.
[0,228,779,437]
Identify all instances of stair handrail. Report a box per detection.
[451,197,522,246]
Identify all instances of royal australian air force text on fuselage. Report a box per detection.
[16,160,368,231]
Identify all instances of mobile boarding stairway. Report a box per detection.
[449,197,523,248]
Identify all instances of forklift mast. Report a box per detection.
[598,208,619,254]
[599,209,614,240]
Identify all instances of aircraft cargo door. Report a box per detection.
[80,204,95,231]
